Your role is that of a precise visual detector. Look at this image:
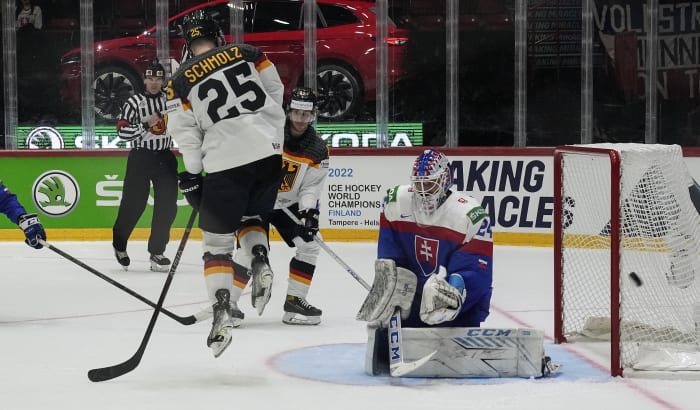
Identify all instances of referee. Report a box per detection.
[112,60,178,272]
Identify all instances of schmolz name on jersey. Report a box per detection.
[184,46,244,83]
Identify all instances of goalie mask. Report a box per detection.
[182,10,221,47]
[287,87,317,123]
[410,149,453,214]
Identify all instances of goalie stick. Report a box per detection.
[282,208,435,376]
[88,209,197,382]
[40,239,212,326]
[388,308,437,377]
[281,206,371,290]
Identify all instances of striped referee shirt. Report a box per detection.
[116,91,172,151]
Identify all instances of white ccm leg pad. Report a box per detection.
[356,259,417,325]
[366,326,550,378]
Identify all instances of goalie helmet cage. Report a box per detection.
[554,143,700,378]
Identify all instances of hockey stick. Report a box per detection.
[281,206,370,290]
[281,208,435,375]
[87,209,198,382]
[387,308,437,377]
[39,239,212,326]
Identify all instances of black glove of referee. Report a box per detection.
[178,172,202,211]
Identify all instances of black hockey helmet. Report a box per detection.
[182,10,220,47]
[143,59,165,78]
[287,87,317,122]
[288,87,317,111]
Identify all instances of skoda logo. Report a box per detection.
[26,126,64,149]
[32,171,80,217]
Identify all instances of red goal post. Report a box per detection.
[554,143,700,378]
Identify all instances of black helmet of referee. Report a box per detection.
[143,59,165,79]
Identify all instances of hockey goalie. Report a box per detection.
[357,149,557,378]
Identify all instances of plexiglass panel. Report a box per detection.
[2,0,698,148]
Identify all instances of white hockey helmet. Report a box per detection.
[410,149,453,214]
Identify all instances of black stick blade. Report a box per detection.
[88,355,141,382]
[87,209,197,382]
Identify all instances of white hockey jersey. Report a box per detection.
[275,125,329,211]
[165,44,285,174]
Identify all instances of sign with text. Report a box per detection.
[4,151,700,245]
[16,123,423,149]
[322,156,555,236]
[595,0,700,100]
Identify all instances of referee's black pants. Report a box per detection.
[113,148,178,255]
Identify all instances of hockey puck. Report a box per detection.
[628,272,643,287]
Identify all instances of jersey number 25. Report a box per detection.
[199,62,266,123]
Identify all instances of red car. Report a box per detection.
[59,0,410,121]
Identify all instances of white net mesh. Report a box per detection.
[559,143,700,372]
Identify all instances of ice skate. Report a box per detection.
[149,254,171,272]
[114,248,130,271]
[207,289,235,358]
[250,245,274,316]
[542,356,561,376]
[230,300,244,328]
[282,295,322,325]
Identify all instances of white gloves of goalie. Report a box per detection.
[419,266,466,325]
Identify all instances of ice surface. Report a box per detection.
[0,241,697,410]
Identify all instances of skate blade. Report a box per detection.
[254,289,271,316]
[150,264,170,272]
[252,273,273,315]
[209,326,234,358]
[282,312,321,325]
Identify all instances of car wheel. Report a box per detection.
[93,65,142,122]
[316,63,362,120]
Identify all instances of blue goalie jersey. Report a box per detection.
[377,185,494,328]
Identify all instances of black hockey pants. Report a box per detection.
[112,148,178,255]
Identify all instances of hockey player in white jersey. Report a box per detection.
[166,13,285,358]
[357,149,556,378]
[230,87,329,325]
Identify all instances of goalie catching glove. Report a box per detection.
[178,171,202,211]
[294,208,319,242]
[419,266,466,325]
[357,259,417,327]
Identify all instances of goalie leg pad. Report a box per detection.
[364,323,390,376]
[356,259,417,325]
[387,327,553,378]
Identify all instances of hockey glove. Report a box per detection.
[419,266,466,325]
[178,171,203,211]
[294,208,319,242]
[18,213,46,249]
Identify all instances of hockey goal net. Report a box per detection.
[554,143,700,377]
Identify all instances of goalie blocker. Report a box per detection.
[365,324,556,378]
